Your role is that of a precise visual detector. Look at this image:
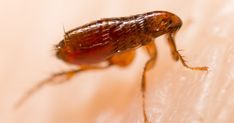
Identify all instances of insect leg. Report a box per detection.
[109,45,154,123]
[15,64,111,109]
[142,41,158,123]
[108,49,136,67]
[167,33,208,71]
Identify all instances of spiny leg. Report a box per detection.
[142,41,157,123]
[15,64,111,109]
[167,33,208,71]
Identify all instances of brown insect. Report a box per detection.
[16,11,208,122]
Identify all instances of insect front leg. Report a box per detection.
[15,64,111,109]
[142,41,158,123]
[167,33,208,71]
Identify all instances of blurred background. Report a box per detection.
[0,0,234,123]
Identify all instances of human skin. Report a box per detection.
[0,0,234,123]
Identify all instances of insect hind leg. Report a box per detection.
[15,65,111,109]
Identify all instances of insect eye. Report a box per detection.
[169,19,173,24]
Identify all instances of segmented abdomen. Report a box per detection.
[65,16,148,64]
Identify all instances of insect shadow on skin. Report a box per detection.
[15,11,208,123]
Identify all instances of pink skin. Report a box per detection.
[0,0,234,123]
